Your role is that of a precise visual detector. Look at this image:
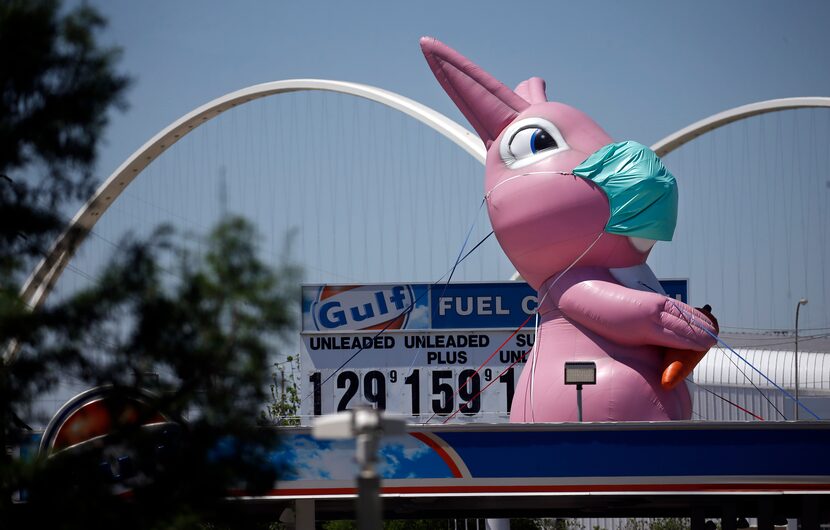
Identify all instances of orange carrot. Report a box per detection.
[661,349,708,390]
[661,304,719,390]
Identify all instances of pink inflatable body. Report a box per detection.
[421,38,717,422]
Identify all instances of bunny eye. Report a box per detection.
[508,127,558,159]
[498,117,570,168]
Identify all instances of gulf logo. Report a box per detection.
[39,386,180,494]
[40,386,168,456]
[311,285,414,331]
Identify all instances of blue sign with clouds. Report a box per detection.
[302,280,687,331]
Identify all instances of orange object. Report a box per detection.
[53,397,167,452]
[661,349,708,390]
[660,304,719,390]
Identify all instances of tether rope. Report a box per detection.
[686,380,765,421]
[425,232,604,424]
[637,282,785,420]
[303,230,495,403]
[668,298,821,420]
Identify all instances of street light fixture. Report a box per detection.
[564,362,597,422]
[312,408,406,530]
[795,298,808,420]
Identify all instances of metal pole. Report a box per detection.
[795,307,800,421]
[795,299,808,420]
[356,432,382,530]
[312,409,405,530]
[576,383,583,422]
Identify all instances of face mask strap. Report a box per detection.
[484,170,575,201]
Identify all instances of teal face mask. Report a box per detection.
[572,141,678,241]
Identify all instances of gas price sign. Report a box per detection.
[299,282,537,423]
[299,280,687,424]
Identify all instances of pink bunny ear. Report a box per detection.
[420,37,529,148]
[514,77,548,104]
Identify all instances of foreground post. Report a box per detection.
[313,408,406,530]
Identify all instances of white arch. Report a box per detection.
[13,92,830,358]
[651,97,830,157]
[16,79,486,322]
[508,97,830,282]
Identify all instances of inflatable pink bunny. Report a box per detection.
[421,37,717,422]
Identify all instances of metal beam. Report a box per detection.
[7,79,485,363]
[651,97,830,157]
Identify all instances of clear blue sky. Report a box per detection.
[91,0,830,175]
[66,0,830,333]
[31,0,829,425]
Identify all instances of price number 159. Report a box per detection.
[306,368,515,417]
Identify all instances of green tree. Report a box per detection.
[0,0,129,281]
[620,519,690,530]
[515,518,584,530]
[261,355,302,426]
[4,216,299,529]
[0,2,299,529]
[649,519,691,530]
[322,520,486,529]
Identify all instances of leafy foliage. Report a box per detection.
[3,217,300,529]
[319,518,589,529]
[0,2,301,529]
[260,355,302,426]
[620,519,691,530]
[322,520,490,529]
[512,519,584,530]
[0,0,130,281]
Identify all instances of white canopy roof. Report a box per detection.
[693,348,830,393]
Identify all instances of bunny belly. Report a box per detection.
[509,316,691,422]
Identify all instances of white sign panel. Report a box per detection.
[298,280,686,424]
[299,282,539,423]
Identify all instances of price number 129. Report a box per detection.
[307,368,515,417]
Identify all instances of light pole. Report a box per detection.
[564,362,597,422]
[312,408,406,530]
[795,298,808,420]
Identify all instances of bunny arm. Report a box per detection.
[540,267,718,351]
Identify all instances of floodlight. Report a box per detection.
[564,361,597,422]
[564,362,597,385]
